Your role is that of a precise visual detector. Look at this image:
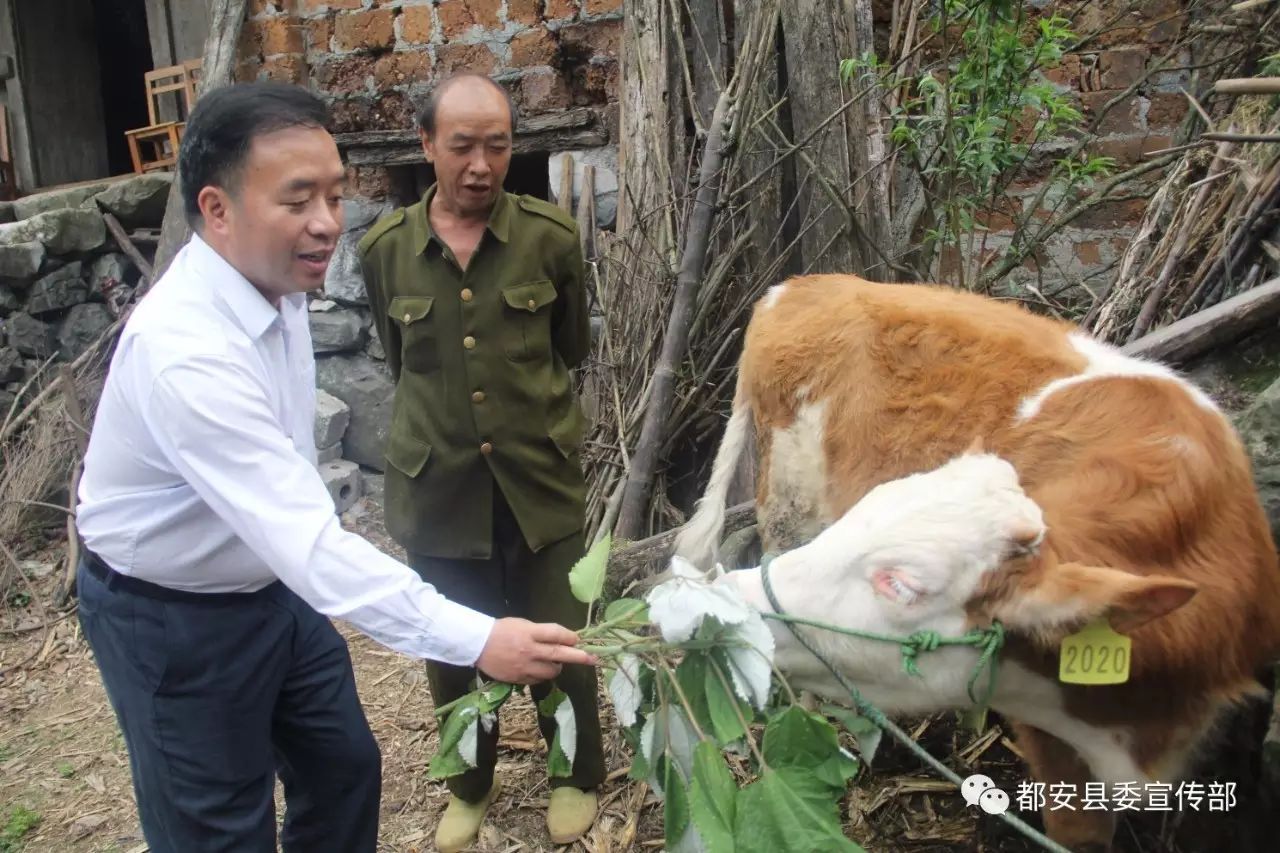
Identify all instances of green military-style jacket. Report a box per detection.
[357,185,590,559]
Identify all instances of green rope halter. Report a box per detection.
[756,554,1071,853]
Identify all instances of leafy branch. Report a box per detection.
[426,549,877,852]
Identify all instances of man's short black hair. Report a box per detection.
[179,81,330,225]
[417,73,518,137]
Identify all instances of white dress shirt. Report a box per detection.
[77,233,494,666]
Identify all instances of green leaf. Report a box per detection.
[674,653,712,736]
[569,532,611,604]
[822,704,880,767]
[429,706,478,779]
[705,652,752,745]
[537,686,569,719]
[762,707,859,795]
[547,729,573,777]
[734,768,864,853]
[661,754,692,850]
[478,682,513,712]
[604,596,648,623]
[689,741,738,853]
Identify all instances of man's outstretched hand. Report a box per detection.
[475,617,600,684]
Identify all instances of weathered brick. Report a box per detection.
[264,54,309,85]
[329,97,373,133]
[558,19,621,59]
[346,165,393,201]
[367,90,416,130]
[1074,198,1148,230]
[1074,240,1102,266]
[974,197,1023,233]
[400,5,434,45]
[508,0,543,26]
[236,56,264,82]
[546,0,580,20]
[251,17,306,55]
[1090,134,1172,166]
[509,27,559,68]
[1099,48,1148,90]
[435,42,496,76]
[1043,53,1082,89]
[313,54,376,95]
[1073,4,1141,49]
[1081,91,1145,136]
[438,0,501,38]
[1139,0,1184,43]
[334,8,395,51]
[248,0,280,14]
[568,59,616,105]
[585,0,622,14]
[305,16,333,53]
[238,23,260,59]
[1146,92,1188,129]
[297,0,364,10]
[374,51,433,87]
[519,69,571,113]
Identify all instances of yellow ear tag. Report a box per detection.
[1058,619,1131,685]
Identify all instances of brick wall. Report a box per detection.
[234,0,1188,294]
[926,0,1193,294]
[235,0,622,200]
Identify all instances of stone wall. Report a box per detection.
[0,176,171,414]
[0,176,380,514]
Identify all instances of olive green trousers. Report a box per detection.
[407,490,605,802]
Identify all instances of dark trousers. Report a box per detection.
[76,554,382,853]
[408,491,605,802]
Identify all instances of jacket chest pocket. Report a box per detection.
[500,280,557,363]
[389,295,439,374]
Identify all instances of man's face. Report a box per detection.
[421,81,512,217]
[199,125,346,302]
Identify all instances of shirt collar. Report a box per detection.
[187,232,286,341]
[412,183,512,256]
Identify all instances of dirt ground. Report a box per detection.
[2,494,1277,852]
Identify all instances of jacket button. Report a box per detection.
[402,312,412,323]
[480,441,493,455]
[527,299,536,310]
[461,288,473,302]
[463,335,476,349]
[471,390,485,403]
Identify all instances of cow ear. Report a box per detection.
[1039,562,1199,634]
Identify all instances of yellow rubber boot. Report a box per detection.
[435,780,501,853]
[546,787,598,844]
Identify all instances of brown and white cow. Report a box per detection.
[672,274,1280,851]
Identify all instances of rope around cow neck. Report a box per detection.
[758,555,1074,853]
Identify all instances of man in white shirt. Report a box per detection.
[74,81,596,853]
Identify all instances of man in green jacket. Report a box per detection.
[357,73,604,851]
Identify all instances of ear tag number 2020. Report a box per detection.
[1058,619,1131,685]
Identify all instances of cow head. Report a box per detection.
[713,446,1197,712]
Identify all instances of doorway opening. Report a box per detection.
[93,0,155,178]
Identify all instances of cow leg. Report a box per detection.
[1010,721,1117,852]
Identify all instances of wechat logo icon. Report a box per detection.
[962,773,1010,815]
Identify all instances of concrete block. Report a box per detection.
[316,442,342,464]
[320,459,361,514]
[314,388,352,448]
